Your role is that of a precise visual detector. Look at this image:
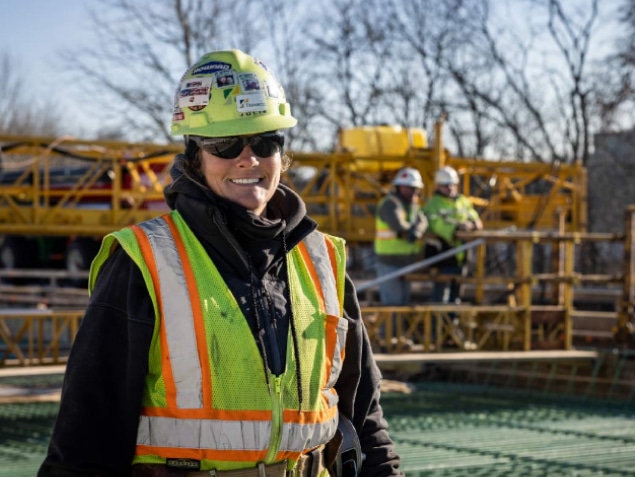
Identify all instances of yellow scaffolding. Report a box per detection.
[0,121,587,242]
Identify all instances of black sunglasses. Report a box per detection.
[193,132,284,159]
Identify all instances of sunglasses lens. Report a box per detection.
[203,138,244,159]
[251,135,283,157]
[198,133,284,159]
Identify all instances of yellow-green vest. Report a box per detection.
[423,193,480,264]
[374,193,423,256]
[89,210,348,473]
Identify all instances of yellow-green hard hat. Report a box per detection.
[171,49,297,137]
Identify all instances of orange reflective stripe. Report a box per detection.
[282,402,338,424]
[136,445,268,462]
[323,314,339,393]
[143,406,273,421]
[131,223,178,410]
[163,214,212,410]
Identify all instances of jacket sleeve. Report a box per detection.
[463,197,482,227]
[38,247,154,477]
[378,195,412,234]
[424,196,457,243]
[335,274,402,477]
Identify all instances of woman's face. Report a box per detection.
[200,140,282,217]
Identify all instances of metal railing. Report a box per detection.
[0,309,84,366]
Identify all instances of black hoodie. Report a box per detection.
[38,155,402,477]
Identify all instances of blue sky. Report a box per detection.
[0,0,97,136]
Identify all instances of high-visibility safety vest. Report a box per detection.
[423,193,480,264]
[374,193,423,256]
[89,210,348,473]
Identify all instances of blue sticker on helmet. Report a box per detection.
[191,61,232,76]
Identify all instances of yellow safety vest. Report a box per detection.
[374,194,423,256]
[89,210,348,473]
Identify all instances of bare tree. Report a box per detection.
[379,0,606,163]
[594,0,635,131]
[0,53,61,137]
[305,0,394,142]
[262,0,325,152]
[544,0,599,164]
[47,0,618,163]
[384,0,490,154]
[61,0,269,143]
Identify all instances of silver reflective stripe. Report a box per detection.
[301,233,339,316]
[139,220,203,409]
[300,233,345,393]
[138,415,270,450]
[137,415,336,452]
[282,415,338,452]
[375,229,397,239]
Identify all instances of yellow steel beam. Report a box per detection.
[0,130,588,243]
[0,310,84,366]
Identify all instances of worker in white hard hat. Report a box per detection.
[374,167,428,309]
[423,166,482,305]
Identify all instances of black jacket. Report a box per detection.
[38,156,401,477]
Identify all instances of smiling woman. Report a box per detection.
[198,131,285,216]
[38,49,403,477]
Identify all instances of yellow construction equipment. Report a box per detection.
[0,120,586,264]
[0,122,631,355]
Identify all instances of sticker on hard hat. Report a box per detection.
[236,93,267,113]
[214,71,236,88]
[191,61,231,76]
[177,77,213,108]
[265,80,282,99]
[238,73,261,92]
[172,107,185,122]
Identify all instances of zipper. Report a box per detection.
[265,375,283,463]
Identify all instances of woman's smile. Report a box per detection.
[201,144,281,216]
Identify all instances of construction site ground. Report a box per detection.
[1,364,634,476]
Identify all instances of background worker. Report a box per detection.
[39,50,401,477]
[374,167,428,306]
[423,165,482,305]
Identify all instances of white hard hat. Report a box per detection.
[393,167,424,189]
[434,166,459,185]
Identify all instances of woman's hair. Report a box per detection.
[281,153,292,172]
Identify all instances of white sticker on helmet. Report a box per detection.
[238,73,261,92]
[236,93,268,113]
[172,107,185,122]
[177,77,213,108]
